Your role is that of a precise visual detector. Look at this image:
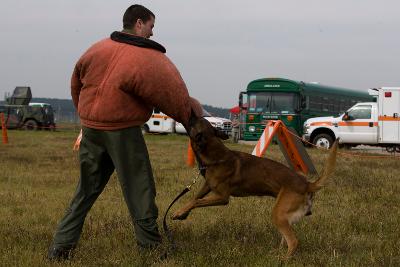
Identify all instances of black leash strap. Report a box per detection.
[162,171,201,253]
[162,187,190,252]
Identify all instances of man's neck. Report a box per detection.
[121,29,139,36]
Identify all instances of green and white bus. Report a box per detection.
[239,78,374,141]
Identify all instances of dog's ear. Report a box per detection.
[214,128,229,140]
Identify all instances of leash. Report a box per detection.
[162,159,230,253]
[162,170,202,253]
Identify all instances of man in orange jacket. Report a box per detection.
[48,4,202,260]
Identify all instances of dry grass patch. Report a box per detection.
[0,130,399,266]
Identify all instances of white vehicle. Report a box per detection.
[142,108,175,134]
[175,109,232,135]
[303,87,400,151]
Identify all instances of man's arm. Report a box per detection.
[131,54,202,127]
[71,63,83,109]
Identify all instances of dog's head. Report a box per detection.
[187,114,229,151]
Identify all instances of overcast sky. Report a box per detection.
[1,0,399,108]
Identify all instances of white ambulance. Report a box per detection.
[302,87,400,152]
[142,108,175,134]
[142,108,232,135]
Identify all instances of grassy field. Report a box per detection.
[0,129,399,266]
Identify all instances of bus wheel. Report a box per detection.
[313,134,333,149]
[24,119,38,131]
[386,146,395,153]
[141,125,149,135]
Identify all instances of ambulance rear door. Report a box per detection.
[378,88,400,144]
[151,109,174,133]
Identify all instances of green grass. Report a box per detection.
[0,130,399,266]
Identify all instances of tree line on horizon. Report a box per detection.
[0,98,232,122]
[34,98,231,121]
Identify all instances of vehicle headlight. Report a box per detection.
[303,124,310,133]
[249,126,256,132]
[210,122,217,127]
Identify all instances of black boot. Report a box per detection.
[47,245,75,261]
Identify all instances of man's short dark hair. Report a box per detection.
[123,5,155,29]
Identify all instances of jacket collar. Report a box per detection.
[110,31,166,53]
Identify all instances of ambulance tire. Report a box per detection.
[141,125,149,135]
[313,133,333,149]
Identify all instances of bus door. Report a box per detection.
[338,104,377,144]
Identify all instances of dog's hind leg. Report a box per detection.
[272,190,300,258]
[172,182,211,220]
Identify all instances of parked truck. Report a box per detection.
[0,87,56,130]
[142,108,232,135]
[302,87,400,152]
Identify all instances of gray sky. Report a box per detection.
[1,0,399,108]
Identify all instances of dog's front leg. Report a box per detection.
[191,191,229,209]
[172,182,211,220]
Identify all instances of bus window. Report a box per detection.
[309,95,322,111]
[248,93,271,112]
[270,93,298,114]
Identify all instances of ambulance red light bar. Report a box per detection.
[385,92,392,97]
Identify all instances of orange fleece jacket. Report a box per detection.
[71,35,202,130]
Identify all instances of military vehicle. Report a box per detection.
[0,87,56,130]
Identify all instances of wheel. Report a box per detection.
[396,146,400,153]
[24,119,38,130]
[141,124,149,135]
[313,133,334,149]
[386,146,395,153]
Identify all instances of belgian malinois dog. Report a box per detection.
[173,116,338,257]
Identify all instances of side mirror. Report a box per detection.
[300,96,307,109]
[239,92,247,110]
[342,112,351,121]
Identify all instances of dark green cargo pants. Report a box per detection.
[52,126,161,249]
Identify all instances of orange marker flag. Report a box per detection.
[1,113,8,144]
[186,140,195,167]
[73,129,82,151]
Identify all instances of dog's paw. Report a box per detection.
[172,210,190,220]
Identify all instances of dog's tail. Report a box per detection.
[307,139,339,193]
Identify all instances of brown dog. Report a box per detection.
[172,117,338,257]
